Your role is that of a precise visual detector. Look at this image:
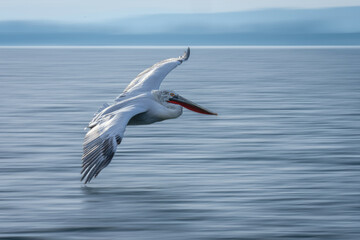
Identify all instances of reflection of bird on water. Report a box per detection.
[81,48,217,183]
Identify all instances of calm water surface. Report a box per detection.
[0,47,359,239]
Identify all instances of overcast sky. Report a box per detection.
[1,0,360,22]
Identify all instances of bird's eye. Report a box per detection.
[170,93,175,96]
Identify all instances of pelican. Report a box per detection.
[81,48,217,183]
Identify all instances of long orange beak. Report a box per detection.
[168,95,217,115]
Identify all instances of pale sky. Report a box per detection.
[1,0,360,22]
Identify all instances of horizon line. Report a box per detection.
[1,45,360,49]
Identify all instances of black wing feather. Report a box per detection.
[81,127,120,184]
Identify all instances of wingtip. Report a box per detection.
[180,47,190,62]
[184,47,190,61]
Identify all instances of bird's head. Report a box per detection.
[157,90,217,115]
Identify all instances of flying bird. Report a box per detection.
[81,48,217,183]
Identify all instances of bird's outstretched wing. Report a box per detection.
[117,47,190,99]
[81,105,147,184]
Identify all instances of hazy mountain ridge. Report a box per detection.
[0,7,359,45]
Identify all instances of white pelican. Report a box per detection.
[81,48,217,183]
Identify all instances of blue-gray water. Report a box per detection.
[0,47,359,240]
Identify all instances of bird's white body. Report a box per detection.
[81,48,216,183]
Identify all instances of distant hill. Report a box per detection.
[0,7,359,45]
